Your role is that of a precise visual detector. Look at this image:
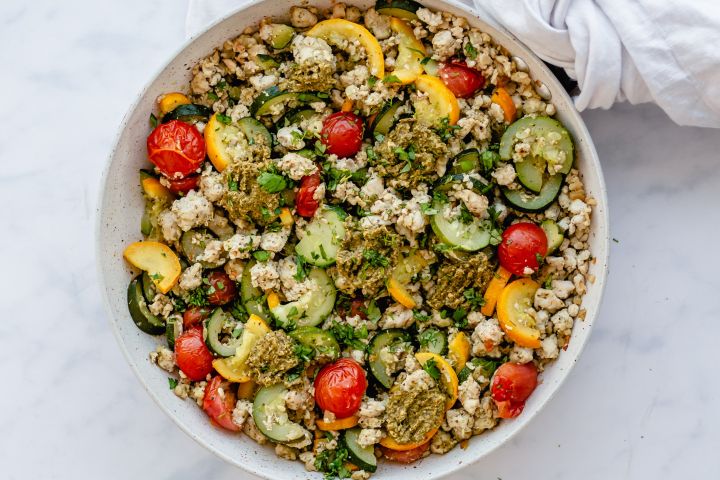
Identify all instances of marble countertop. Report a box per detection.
[2,0,719,478]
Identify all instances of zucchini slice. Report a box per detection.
[250,87,327,117]
[430,202,491,251]
[344,428,378,472]
[127,277,165,335]
[253,384,307,443]
[376,0,423,20]
[541,219,564,253]
[270,268,336,329]
[515,155,546,193]
[289,326,340,360]
[450,148,481,174]
[161,103,212,124]
[180,229,223,268]
[166,316,182,349]
[283,108,317,127]
[240,260,271,322]
[434,173,491,195]
[368,329,412,388]
[501,174,563,212]
[294,206,347,267]
[236,117,272,147]
[417,328,448,355]
[255,54,280,70]
[368,100,403,138]
[264,24,295,50]
[204,309,243,357]
[141,271,158,303]
[499,116,574,174]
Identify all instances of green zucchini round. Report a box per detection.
[501,174,564,212]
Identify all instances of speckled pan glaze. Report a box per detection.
[96,1,609,478]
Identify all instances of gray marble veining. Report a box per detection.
[1,0,719,478]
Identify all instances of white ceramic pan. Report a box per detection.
[96,1,609,478]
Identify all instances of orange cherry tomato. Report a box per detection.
[295,172,322,218]
[147,120,205,179]
[167,175,200,194]
[206,271,237,306]
[321,111,364,158]
[381,440,431,463]
[203,376,239,431]
[497,222,549,276]
[438,61,485,98]
[174,326,213,381]
[314,358,367,418]
[490,362,538,419]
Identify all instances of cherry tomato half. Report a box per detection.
[497,222,549,276]
[203,376,240,431]
[174,326,214,381]
[147,120,205,179]
[207,271,237,306]
[296,172,322,218]
[490,362,538,419]
[167,175,200,194]
[439,62,485,98]
[183,306,212,329]
[314,358,367,418]
[321,112,364,158]
[381,440,431,463]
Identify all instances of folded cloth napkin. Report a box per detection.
[186,0,720,128]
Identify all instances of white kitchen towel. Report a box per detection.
[186,0,720,128]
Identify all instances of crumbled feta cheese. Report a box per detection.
[179,263,203,291]
[276,126,306,151]
[292,35,335,67]
[171,190,213,231]
[277,152,319,180]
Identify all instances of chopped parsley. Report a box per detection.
[435,116,461,141]
[367,75,378,87]
[458,204,474,224]
[168,377,178,389]
[413,310,430,323]
[535,253,544,265]
[229,298,248,322]
[422,358,441,381]
[314,440,351,480]
[257,171,288,193]
[149,113,158,128]
[330,321,369,350]
[382,74,401,84]
[186,287,208,307]
[365,300,381,323]
[362,249,390,268]
[207,92,219,102]
[481,149,501,172]
[464,42,478,59]
[216,113,231,124]
[463,288,485,309]
[420,57,432,66]
[293,343,315,363]
[453,307,468,328]
[293,255,308,281]
[420,202,438,215]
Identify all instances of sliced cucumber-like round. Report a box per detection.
[501,174,563,212]
[166,315,182,349]
[515,155,545,193]
[417,328,448,355]
[284,108,317,127]
[376,0,423,20]
[295,206,347,267]
[369,100,403,138]
[289,326,340,360]
[430,203,491,252]
[264,24,295,50]
[450,148,481,174]
[253,384,307,443]
[541,219,564,254]
[499,116,574,174]
[344,428,378,472]
[180,229,223,268]
[256,54,280,70]
[368,329,412,388]
[141,271,158,303]
[204,309,243,357]
[435,173,492,195]
[127,277,165,335]
[237,117,272,147]
[270,268,336,329]
[161,103,212,124]
[250,87,327,117]
[241,260,271,322]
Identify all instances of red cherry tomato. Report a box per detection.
[207,271,237,305]
[497,222,549,276]
[320,112,364,158]
[296,172,322,218]
[381,441,431,463]
[167,175,200,194]
[174,327,214,381]
[147,120,205,179]
[183,306,212,329]
[203,376,240,431]
[314,358,367,418]
[490,362,538,419]
[439,62,485,98]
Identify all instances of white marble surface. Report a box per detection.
[2,0,720,478]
